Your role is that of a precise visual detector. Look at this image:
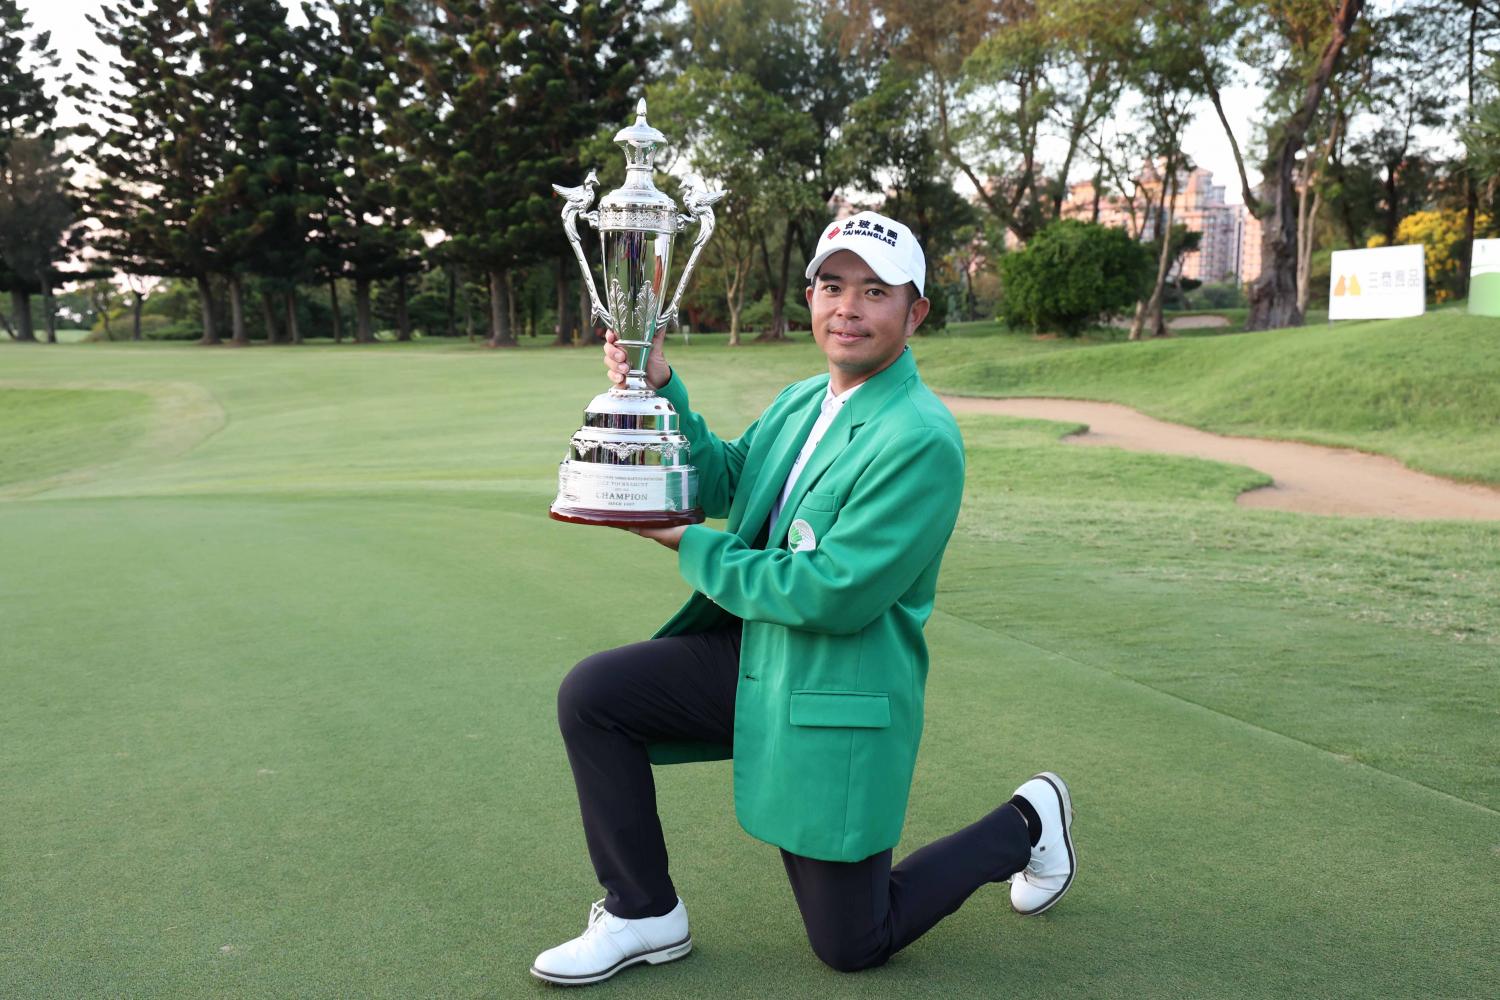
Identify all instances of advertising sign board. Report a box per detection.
[1469,238,1500,317]
[1328,244,1425,320]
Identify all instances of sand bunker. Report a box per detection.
[941,396,1500,520]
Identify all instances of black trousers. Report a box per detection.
[556,623,1031,972]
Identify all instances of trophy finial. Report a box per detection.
[636,97,648,122]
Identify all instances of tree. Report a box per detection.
[998,218,1151,335]
[0,0,57,153]
[1465,57,1500,200]
[0,137,82,344]
[192,0,323,345]
[1198,0,1366,330]
[378,0,572,347]
[673,0,877,339]
[74,1,227,344]
[651,65,817,345]
[1454,1,1500,297]
[844,0,1132,244]
[537,1,662,345]
[303,0,422,344]
[837,64,979,260]
[1123,6,1199,341]
[0,0,62,342]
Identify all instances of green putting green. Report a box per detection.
[1,330,1495,997]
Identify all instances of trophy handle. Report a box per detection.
[553,173,613,329]
[660,186,726,331]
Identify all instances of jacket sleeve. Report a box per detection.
[675,425,964,635]
[658,367,779,519]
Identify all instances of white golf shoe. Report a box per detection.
[1009,772,1077,916]
[529,897,692,986]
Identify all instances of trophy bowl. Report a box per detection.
[547,99,723,529]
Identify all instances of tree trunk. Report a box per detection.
[488,268,515,347]
[464,273,475,342]
[9,290,34,341]
[131,291,142,342]
[446,265,457,338]
[260,287,280,344]
[725,257,748,347]
[41,281,56,343]
[1247,0,1363,331]
[354,278,373,343]
[1296,187,1322,316]
[1381,162,1401,244]
[507,270,519,340]
[726,287,742,347]
[756,223,796,341]
[197,275,220,345]
[396,272,411,341]
[229,275,248,345]
[1138,228,1176,341]
[554,257,575,345]
[97,287,115,341]
[329,278,343,344]
[579,282,600,344]
[91,283,113,341]
[1132,166,1179,342]
[1460,3,1480,301]
[285,289,302,345]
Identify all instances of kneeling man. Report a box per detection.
[533,212,1076,984]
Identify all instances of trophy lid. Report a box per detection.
[614,98,666,149]
[599,98,676,220]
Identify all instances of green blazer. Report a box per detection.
[649,348,966,862]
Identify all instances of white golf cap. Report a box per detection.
[804,211,926,296]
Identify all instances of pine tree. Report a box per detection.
[0,0,62,342]
[192,0,322,345]
[0,136,85,343]
[534,1,663,345]
[378,0,570,347]
[73,1,227,344]
[303,0,422,345]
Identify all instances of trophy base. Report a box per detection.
[549,505,705,530]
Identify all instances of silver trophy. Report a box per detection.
[549,99,724,528]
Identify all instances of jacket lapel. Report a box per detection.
[767,348,919,546]
[736,385,826,543]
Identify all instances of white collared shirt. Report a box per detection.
[770,381,863,529]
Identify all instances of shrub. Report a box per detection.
[1369,209,1494,302]
[998,219,1152,336]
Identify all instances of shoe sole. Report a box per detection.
[1012,771,1075,917]
[528,936,692,986]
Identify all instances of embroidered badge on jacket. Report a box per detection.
[788,518,817,552]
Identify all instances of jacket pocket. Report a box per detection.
[789,690,891,728]
[798,490,838,512]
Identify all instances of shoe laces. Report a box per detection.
[584,898,610,936]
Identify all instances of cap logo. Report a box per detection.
[827,226,840,239]
[838,219,899,248]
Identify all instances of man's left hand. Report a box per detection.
[629,524,688,550]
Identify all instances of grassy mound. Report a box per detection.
[923,310,1500,483]
[0,388,154,489]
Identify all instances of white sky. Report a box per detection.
[24,1,1448,209]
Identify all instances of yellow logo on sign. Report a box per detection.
[1333,274,1362,296]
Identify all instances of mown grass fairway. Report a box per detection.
[2,330,1497,998]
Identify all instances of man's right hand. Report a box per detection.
[603,329,670,390]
